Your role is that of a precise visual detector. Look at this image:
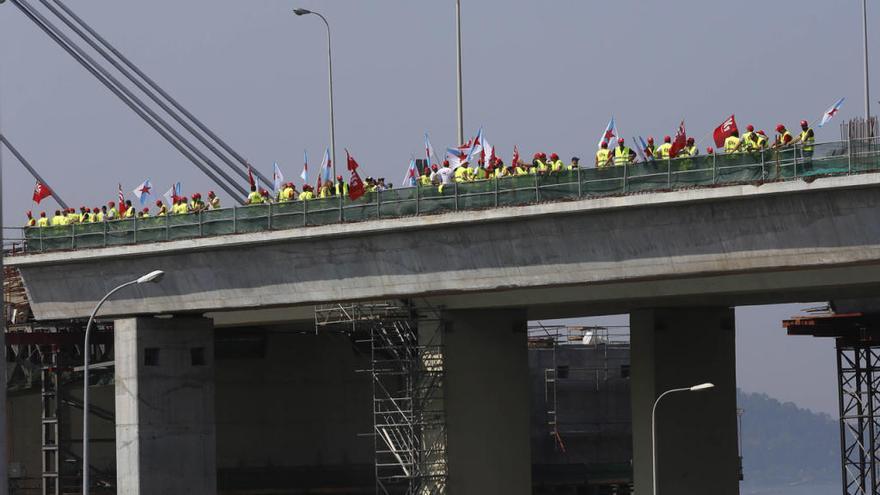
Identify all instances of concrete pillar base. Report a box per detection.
[114,316,216,495]
[630,307,739,495]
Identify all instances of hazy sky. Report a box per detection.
[2,0,875,415]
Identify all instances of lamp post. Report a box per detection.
[293,8,337,180]
[82,270,164,494]
[455,0,464,145]
[651,382,715,495]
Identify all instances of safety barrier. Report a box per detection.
[22,137,880,253]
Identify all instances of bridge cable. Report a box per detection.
[9,0,249,203]
[45,0,273,188]
[0,134,69,210]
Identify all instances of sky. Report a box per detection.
[1,0,876,415]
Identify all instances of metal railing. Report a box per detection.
[21,137,880,253]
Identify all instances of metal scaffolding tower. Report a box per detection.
[785,313,880,495]
[315,301,448,494]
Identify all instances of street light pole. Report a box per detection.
[862,0,871,126]
[293,8,337,181]
[82,270,164,494]
[455,0,464,145]
[651,382,715,495]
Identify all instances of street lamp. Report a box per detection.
[293,8,337,181]
[82,270,164,494]
[651,382,715,495]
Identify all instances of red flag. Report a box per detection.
[713,115,738,148]
[512,145,520,170]
[247,165,256,189]
[346,151,365,200]
[669,120,687,158]
[118,183,127,215]
[32,181,52,204]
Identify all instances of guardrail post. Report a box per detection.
[39,227,43,253]
[133,216,137,244]
[667,159,672,188]
[848,136,853,174]
[267,204,272,230]
[793,143,799,178]
[494,177,499,207]
[103,221,108,248]
[165,213,170,241]
[712,153,717,184]
[761,149,766,180]
[416,184,421,216]
[623,163,629,193]
[454,183,459,211]
[376,190,382,219]
[338,193,343,222]
[233,205,238,234]
[200,210,205,236]
[71,224,76,250]
[534,173,540,202]
[303,200,308,226]
[577,166,582,198]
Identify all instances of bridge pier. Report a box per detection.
[630,307,739,495]
[114,316,217,495]
[422,308,532,494]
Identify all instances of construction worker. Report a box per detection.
[190,193,205,212]
[595,141,612,168]
[335,176,348,197]
[742,125,758,150]
[706,147,715,157]
[155,200,167,216]
[123,201,135,218]
[91,207,102,223]
[493,158,508,178]
[679,137,699,158]
[549,153,565,173]
[80,208,92,224]
[100,205,108,221]
[774,124,793,148]
[613,138,636,166]
[37,212,49,227]
[299,184,314,201]
[534,153,550,174]
[756,130,769,150]
[797,119,815,152]
[208,191,221,210]
[246,185,264,205]
[25,211,35,227]
[724,130,742,154]
[106,202,118,220]
[140,207,150,218]
[318,181,333,198]
[51,210,66,226]
[66,208,80,224]
[175,197,189,214]
[453,164,470,183]
[472,160,488,180]
[656,136,673,159]
[568,157,580,171]
[419,166,432,186]
[645,137,656,158]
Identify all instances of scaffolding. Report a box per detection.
[785,313,880,495]
[315,301,448,494]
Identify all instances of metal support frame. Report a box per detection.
[314,301,448,494]
[837,340,880,495]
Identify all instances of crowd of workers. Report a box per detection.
[24,120,816,228]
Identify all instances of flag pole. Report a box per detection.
[862,0,872,128]
[455,0,465,145]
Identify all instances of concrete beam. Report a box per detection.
[13,173,880,321]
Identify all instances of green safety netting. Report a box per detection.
[22,139,880,253]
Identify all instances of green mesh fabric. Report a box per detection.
[22,139,880,253]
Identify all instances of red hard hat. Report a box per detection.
[443,160,450,166]
[664,135,671,143]
[209,191,215,196]
[431,164,438,170]
[533,152,541,159]
[550,153,559,160]
[601,141,608,148]
[776,124,785,132]
[617,138,624,144]
[181,196,188,201]
[336,175,343,180]
[92,208,99,213]
[800,119,808,127]
[687,137,695,144]
[108,201,115,206]
[758,130,767,136]
[156,200,162,206]
[706,147,714,154]
[647,136,654,143]
[746,124,754,132]
[142,207,149,213]
[40,212,46,217]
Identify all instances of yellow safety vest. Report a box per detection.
[95,212,104,222]
[656,143,672,159]
[613,146,631,166]
[680,145,698,158]
[596,149,611,168]
[247,191,264,204]
[319,187,331,198]
[535,160,549,173]
[210,197,221,209]
[141,212,150,218]
[777,131,793,147]
[157,205,167,216]
[454,167,470,182]
[123,207,134,218]
[800,129,814,151]
[299,191,314,201]
[724,136,741,154]
[551,160,564,172]
[37,217,49,227]
[419,175,431,186]
[108,207,118,219]
[756,136,768,149]
[335,182,348,196]
[515,167,528,176]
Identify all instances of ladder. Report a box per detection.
[40,347,62,495]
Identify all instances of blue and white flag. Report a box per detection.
[467,127,484,170]
[819,97,845,128]
[402,158,419,187]
[273,162,284,192]
[132,179,153,205]
[599,116,617,147]
[162,182,181,206]
[425,132,436,165]
[632,137,647,163]
[317,148,332,189]
[300,150,309,184]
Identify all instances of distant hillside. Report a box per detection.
[738,389,840,487]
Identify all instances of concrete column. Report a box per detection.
[428,308,532,495]
[114,316,216,495]
[630,308,739,495]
